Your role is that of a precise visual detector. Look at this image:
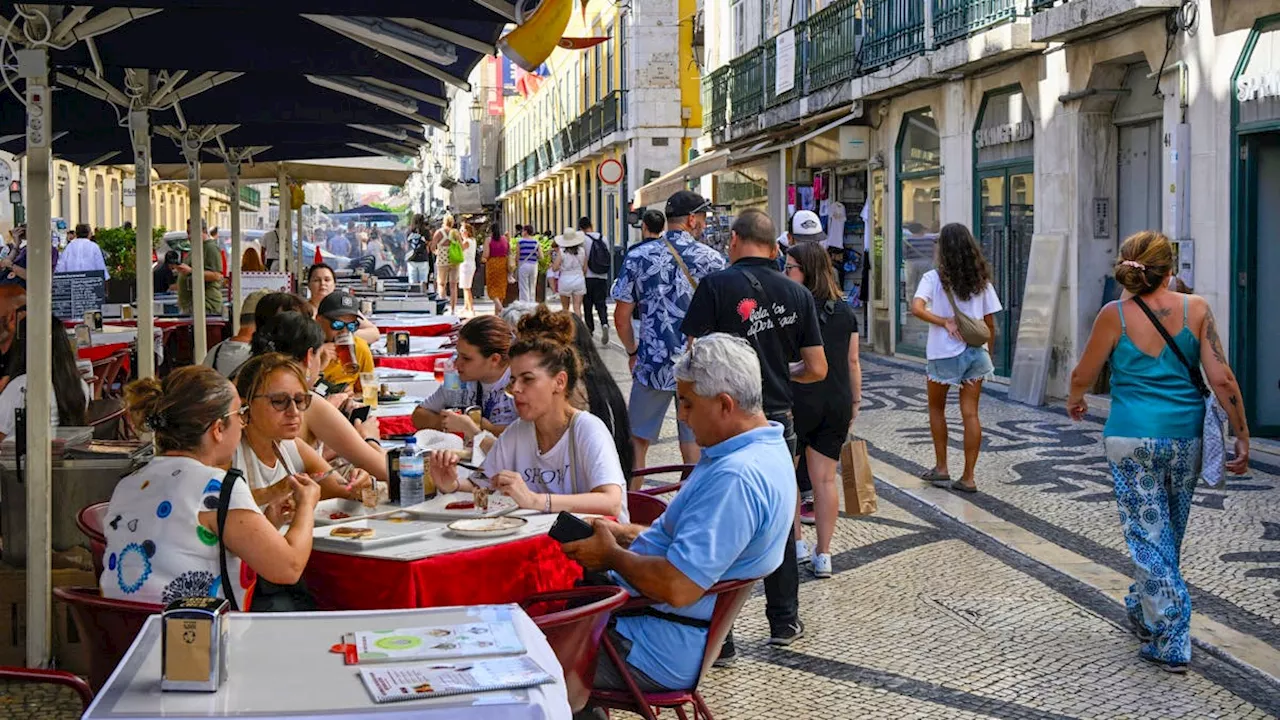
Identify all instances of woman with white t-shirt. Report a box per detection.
[0,315,89,442]
[909,223,1002,494]
[429,306,628,521]
[101,366,320,609]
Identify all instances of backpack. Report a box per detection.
[447,231,464,265]
[586,232,610,274]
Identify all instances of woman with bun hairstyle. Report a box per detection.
[428,305,628,521]
[252,311,388,483]
[1068,230,1249,673]
[101,366,319,608]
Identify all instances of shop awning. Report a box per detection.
[729,107,864,166]
[633,148,730,207]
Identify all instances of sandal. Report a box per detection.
[921,469,951,485]
[949,480,979,494]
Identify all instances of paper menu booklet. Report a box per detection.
[359,656,554,704]
[342,621,525,665]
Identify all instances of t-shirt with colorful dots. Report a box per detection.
[100,455,262,609]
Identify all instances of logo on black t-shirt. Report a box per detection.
[737,297,800,338]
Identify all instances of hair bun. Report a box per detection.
[516,305,575,345]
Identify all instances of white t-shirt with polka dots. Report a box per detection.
[100,455,262,608]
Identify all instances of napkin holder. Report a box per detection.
[161,596,229,692]
[389,331,411,356]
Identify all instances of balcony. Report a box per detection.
[1031,0,1182,43]
[935,0,1021,45]
[498,91,627,195]
[729,47,765,131]
[861,0,925,72]
[239,185,260,208]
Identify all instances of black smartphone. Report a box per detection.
[548,511,595,544]
[348,405,372,425]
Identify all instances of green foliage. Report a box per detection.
[92,225,168,281]
[537,234,553,274]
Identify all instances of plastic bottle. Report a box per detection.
[398,438,425,507]
[442,355,462,395]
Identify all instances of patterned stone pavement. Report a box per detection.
[599,335,1280,719]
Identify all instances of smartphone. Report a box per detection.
[348,405,372,425]
[548,511,595,544]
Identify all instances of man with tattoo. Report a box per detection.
[1066,230,1249,674]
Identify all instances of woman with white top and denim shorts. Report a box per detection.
[910,223,1002,494]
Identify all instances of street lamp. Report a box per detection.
[470,98,483,124]
[445,140,455,157]
[433,160,442,174]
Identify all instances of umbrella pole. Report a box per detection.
[277,165,290,280]
[129,107,155,378]
[228,160,242,335]
[185,140,207,363]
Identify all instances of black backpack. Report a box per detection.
[586,232,611,275]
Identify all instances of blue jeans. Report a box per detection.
[1104,436,1201,665]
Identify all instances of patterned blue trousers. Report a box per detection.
[1104,436,1201,665]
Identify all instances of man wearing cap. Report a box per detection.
[177,220,225,316]
[203,289,270,378]
[316,292,376,390]
[152,250,188,293]
[612,191,726,473]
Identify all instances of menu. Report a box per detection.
[343,621,525,665]
[358,656,554,704]
[53,270,106,319]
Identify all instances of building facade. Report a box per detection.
[689,0,1280,437]
[496,0,703,252]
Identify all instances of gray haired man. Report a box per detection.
[563,334,795,706]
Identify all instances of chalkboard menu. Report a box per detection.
[53,270,106,320]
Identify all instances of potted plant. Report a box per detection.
[96,225,166,303]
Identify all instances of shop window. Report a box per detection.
[896,108,941,357]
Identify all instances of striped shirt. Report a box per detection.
[517,236,540,264]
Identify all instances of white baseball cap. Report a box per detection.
[790,210,823,237]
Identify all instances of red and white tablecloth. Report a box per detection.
[372,352,454,371]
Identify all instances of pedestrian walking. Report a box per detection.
[784,242,861,579]
[56,223,108,275]
[406,213,432,288]
[516,225,543,303]
[482,226,510,315]
[458,223,478,316]
[1066,230,1249,673]
[579,216,611,343]
[681,207,826,652]
[553,227,587,319]
[909,222,1001,494]
[434,216,456,301]
[613,198,726,472]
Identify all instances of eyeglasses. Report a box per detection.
[329,319,359,333]
[784,263,802,272]
[255,392,313,412]
[207,405,248,431]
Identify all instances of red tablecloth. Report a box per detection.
[379,414,418,437]
[373,352,453,371]
[377,322,456,337]
[78,342,130,362]
[304,534,583,610]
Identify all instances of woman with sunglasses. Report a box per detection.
[102,366,320,608]
[253,312,389,483]
[411,315,517,450]
[429,306,628,521]
[232,353,372,527]
[306,263,379,344]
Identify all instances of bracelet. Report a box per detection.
[365,437,383,449]
[544,493,553,513]
[627,348,638,357]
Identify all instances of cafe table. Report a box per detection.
[304,506,583,612]
[374,367,439,401]
[372,335,454,373]
[372,314,460,337]
[371,398,423,437]
[81,605,572,720]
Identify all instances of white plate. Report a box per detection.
[312,514,442,549]
[446,516,528,538]
[406,491,518,520]
[313,499,400,526]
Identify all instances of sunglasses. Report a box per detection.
[207,404,249,431]
[329,319,359,333]
[255,392,313,412]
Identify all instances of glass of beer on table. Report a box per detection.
[360,372,378,408]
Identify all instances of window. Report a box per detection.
[731,0,762,57]
[895,108,942,357]
[605,23,615,93]
[791,0,813,24]
[594,34,602,103]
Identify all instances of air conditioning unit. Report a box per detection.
[805,126,870,166]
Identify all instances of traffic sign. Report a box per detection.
[597,158,624,185]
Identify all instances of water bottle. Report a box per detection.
[443,356,462,395]
[398,438,425,507]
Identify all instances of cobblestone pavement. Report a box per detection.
[593,334,1280,719]
[0,678,84,719]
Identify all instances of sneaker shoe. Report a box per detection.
[768,620,805,647]
[812,552,832,579]
[795,539,810,565]
[601,326,609,345]
[712,635,736,668]
[1139,647,1188,674]
[799,500,816,526]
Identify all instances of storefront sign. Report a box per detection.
[1237,70,1280,102]
[123,179,136,208]
[974,121,1033,149]
[775,30,796,96]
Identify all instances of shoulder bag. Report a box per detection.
[216,468,248,611]
[662,240,697,290]
[1132,297,1229,486]
[943,286,991,347]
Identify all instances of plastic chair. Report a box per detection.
[76,502,109,579]
[632,464,695,497]
[627,491,669,526]
[0,666,95,712]
[53,586,163,692]
[589,577,759,720]
[519,585,630,712]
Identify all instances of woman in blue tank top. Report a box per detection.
[1067,231,1250,673]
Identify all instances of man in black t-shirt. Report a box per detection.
[681,207,826,650]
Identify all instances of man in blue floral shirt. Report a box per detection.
[613,191,726,472]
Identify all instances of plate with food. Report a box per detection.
[312,514,441,549]
[313,498,401,526]
[446,516,528,539]
[405,490,518,520]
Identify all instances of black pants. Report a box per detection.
[584,277,609,333]
[763,410,799,627]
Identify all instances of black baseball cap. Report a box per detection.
[317,292,365,320]
[665,190,711,218]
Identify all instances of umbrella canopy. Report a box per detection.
[333,204,402,223]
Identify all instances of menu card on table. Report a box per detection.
[342,621,525,665]
[359,656,554,704]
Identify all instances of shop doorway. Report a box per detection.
[977,167,1034,376]
[1237,131,1280,436]
[1114,63,1164,249]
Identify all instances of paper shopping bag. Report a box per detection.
[841,437,877,516]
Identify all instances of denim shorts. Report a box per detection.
[926,346,994,386]
[628,382,696,443]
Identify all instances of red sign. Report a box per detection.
[597,159,624,185]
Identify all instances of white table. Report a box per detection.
[371,398,422,420]
[375,368,439,399]
[316,507,557,562]
[82,606,571,720]
[371,335,453,356]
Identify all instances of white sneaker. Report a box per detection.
[796,539,810,565]
[812,552,832,579]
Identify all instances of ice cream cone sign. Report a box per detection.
[498,0,573,72]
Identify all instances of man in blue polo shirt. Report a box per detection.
[563,333,794,700]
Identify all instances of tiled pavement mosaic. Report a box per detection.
[604,341,1280,719]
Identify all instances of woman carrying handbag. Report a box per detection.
[1067,230,1249,673]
